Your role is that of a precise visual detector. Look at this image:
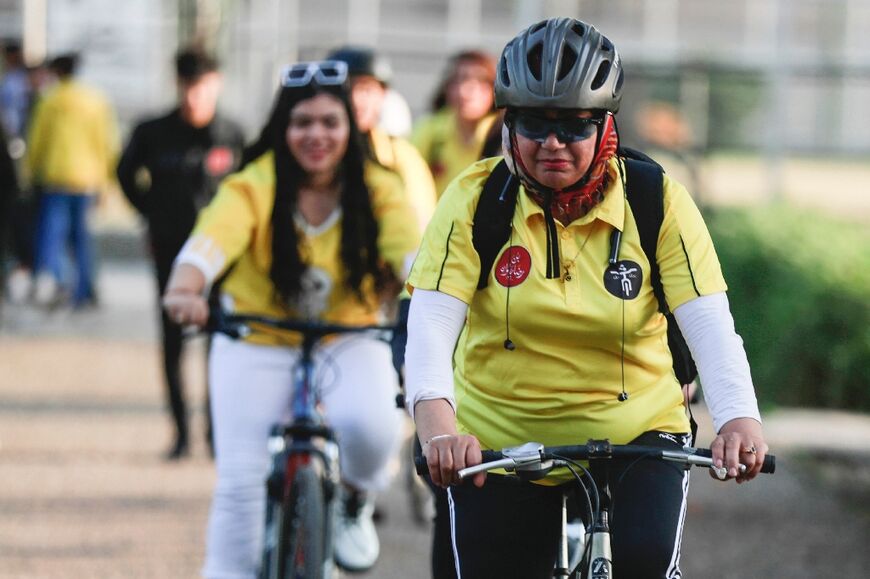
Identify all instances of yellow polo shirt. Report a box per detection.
[186,152,420,345]
[408,157,726,475]
[411,108,496,197]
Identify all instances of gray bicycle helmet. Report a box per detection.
[495,18,623,112]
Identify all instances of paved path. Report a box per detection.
[1,261,868,578]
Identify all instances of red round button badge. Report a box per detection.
[494,246,532,287]
[205,147,235,177]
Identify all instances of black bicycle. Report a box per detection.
[208,309,396,579]
[417,438,775,578]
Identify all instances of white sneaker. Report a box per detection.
[33,272,58,307]
[6,268,32,304]
[333,488,379,572]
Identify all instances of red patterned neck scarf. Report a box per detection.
[525,114,619,224]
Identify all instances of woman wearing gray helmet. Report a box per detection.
[404,17,767,578]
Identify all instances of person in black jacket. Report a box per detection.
[0,121,20,304]
[117,49,245,460]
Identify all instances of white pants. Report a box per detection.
[202,333,403,579]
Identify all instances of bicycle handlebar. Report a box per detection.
[414,439,776,481]
[205,309,396,340]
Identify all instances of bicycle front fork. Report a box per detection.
[584,512,613,579]
[554,494,612,579]
[261,427,341,579]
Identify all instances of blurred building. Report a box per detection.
[2,0,870,156]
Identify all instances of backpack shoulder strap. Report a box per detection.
[622,155,667,314]
[622,151,699,398]
[472,159,519,289]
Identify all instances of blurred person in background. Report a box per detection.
[1,41,31,148]
[0,121,19,303]
[5,60,53,304]
[162,60,419,576]
[327,46,437,233]
[117,48,245,461]
[411,50,498,196]
[26,53,118,308]
[1,41,33,303]
[379,86,413,138]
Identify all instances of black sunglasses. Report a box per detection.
[510,113,602,144]
[281,60,348,88]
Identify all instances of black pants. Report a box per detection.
[435,431,690,579]
[155,246,212,451]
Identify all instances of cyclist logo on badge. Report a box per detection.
[495,246,532,287]
[603,260,642,299]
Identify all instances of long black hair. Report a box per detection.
[249,80,386,304]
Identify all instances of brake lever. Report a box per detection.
[709,464,747,480]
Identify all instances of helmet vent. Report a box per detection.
[601,37,614,53]
[500,58,511,87]
[571,23,586,37]
[557,47,578,81]
[591,60,610,90]
[527,43,543,81]
[530,22,546,34]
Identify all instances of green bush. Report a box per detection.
[707,205,870,411]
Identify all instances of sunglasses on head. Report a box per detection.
[510,113,603,144]
[281,60,348,88]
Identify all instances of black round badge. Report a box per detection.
[604,260,642,300]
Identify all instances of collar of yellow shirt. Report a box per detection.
[515,158,625,232]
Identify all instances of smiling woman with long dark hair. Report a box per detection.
[162,61,420,578]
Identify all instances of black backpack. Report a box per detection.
[471,148,698,387]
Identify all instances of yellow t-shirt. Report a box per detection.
[407,157,726,477]
[411,108,496,197]
[186,152,420,345]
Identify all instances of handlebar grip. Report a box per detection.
[414,455,428,476]
[413,450,504,477]
[479,450,503,463]
[694,448,776,474]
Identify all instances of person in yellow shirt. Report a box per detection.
[162,61,419,578]
[411,50,497,197]
[406,18,768,578]
[26,53,118,307]
[327,46,437,231]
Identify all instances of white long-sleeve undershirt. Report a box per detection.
[404,289,467,420]
[673,292,761,432]
[404,289,761,432]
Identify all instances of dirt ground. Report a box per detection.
[1,262,869,578]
